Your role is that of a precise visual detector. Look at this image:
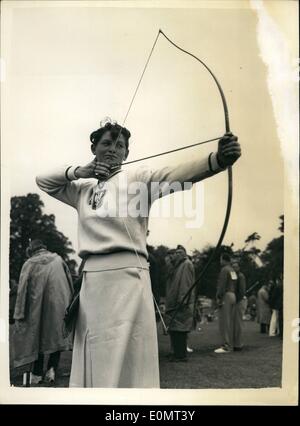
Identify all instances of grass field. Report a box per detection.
[11,320,282,389]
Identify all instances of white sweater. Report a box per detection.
[36,153,224,260]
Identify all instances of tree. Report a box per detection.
[278,214,284,233]
[10,193,75,281]
[234,247,263,292]
[260,215,284,281]
[243,232,261,251]
[261,236,283,281]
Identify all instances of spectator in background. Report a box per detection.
[158,249,175,336]
[194,297,203,330]
[241,296,248,320]
[13,239,73,385]
[214,253,238,353]
[247,292,257,321]
[165,249,176,276]
[163,249,176,304]
[231,258,246,351]
[269,277,283,338]
[257,281,272,334]
[165,245,195,362]
[163,248,176,306]
[146,244,160,316]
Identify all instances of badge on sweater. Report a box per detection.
[89,182,107,210]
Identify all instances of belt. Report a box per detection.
[82,251,149,272]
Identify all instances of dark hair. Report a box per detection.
[28,239,46,255]
[90,121,131,150]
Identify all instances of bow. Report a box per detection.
[119,29,233,332]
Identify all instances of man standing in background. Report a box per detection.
[165,245,195,362]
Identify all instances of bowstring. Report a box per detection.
[121,136,221,166]
[122,220,168,335]
[157,31,233,330]
[122,30,161,127]
[113,30,161,149]
[116,30,168,334]
[110,29,231,334]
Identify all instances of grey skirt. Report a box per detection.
[69,254,159,388]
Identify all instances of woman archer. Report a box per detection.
[36,118,241,388]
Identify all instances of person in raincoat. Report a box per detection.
[13,239,73,384]
[165,245,195,362]
[257,282,272,334]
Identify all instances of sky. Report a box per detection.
[2,1,290,261]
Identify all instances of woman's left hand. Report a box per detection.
[217,132,241,168]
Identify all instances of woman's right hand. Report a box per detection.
[75,158,111,179]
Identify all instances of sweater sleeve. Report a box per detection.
[36,165,82,209]
[136,152,226,202]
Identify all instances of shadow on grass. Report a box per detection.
[158,321,282,389]
[10,320,282,389]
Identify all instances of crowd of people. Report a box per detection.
[10,237,283,387]
[157,249,283,361]
[13,118,286,388]
[257,278,283,338]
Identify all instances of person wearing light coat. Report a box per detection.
[13,240,73,384]
[257,283,272,333]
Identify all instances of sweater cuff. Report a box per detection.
[208,152,227,173]
[65,166,80,181]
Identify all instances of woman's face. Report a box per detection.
[91,130,129,166]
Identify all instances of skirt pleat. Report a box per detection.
[69,266,160,388]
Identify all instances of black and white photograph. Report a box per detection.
[0,0,298,405]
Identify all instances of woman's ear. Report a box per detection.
[91,144,96,155]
